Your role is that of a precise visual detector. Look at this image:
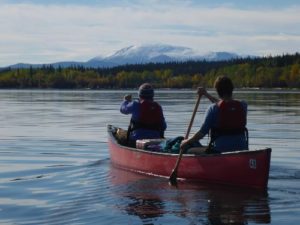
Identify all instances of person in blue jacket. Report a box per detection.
[181,76,248,153]
[120,83,167,144]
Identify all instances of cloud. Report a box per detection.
[0,2,300,66]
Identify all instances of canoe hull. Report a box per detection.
[108,125,271,189]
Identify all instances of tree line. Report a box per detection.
[0,53,299,89]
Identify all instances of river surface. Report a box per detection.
[0,89,299,225]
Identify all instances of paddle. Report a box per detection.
[169,94,201,186]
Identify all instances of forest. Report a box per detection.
[0,53,299,89]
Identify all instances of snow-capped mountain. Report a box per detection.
[5,44,242,69]
[87,44,240,67]
[89,45,194,65]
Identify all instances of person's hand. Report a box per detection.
[197,87,207,96]
[180,139,190,150]
[124,94,132,102]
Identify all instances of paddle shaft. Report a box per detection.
[169,94,201,184]
[184,95,201,139]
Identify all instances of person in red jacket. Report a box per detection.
[120,83,167,144]
[181,76,248,153]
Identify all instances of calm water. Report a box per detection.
[0,89,299,225]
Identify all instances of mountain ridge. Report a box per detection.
[5,44,244,69]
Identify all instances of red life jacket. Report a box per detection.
[131,100,164,132]
[207,100,248,153]
[216,100,246,131]
[139,100,163,126]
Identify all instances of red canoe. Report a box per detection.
[107,125,272,190]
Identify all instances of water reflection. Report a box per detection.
[124,195,164,220]
[109,165,271,224]
[205,187,271,224]
[109,166,165,223]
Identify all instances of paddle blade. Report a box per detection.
[168,169,178,186]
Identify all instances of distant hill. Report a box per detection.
[5,44,244,69]
[1,52,299,89]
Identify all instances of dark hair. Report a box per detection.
[214,76,234,98]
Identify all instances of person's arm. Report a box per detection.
[161,112,167,130]
[180,104,217,150]
[180,130,205,150]
[120,94,134,114]
[197,87,218,103]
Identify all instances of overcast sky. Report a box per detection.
[0,0,300,67]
